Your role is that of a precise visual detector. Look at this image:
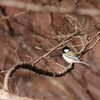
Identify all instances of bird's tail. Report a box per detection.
[77,61,90,67]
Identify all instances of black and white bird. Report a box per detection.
[62,46,90,66]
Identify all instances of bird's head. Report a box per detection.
[61,46,71,53]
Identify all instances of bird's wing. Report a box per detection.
[64,53,80,61]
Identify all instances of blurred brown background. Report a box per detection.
[0,0,100,100]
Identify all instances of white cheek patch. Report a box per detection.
[64,49,69,53]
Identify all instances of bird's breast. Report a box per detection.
[62,54,75,63]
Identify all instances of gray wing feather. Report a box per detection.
[64,54,80,61]
[63,54,90,67]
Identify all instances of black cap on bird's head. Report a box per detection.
[62,46,71,53]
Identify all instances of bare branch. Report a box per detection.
[0,70,8,73]
[83,31,100,51]
[0,89,35,100]
[2,30,99,92]
[0,10,29,20]
[78,31,100,58]
[3,63,74,91]
[0,1,100,16]
[33,31,81,65]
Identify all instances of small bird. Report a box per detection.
[62,46,90,66]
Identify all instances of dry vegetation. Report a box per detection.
[0,0,100,100]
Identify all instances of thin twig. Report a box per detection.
[81,31,100,52]
[0,70,8,73]
[49,59,66,69]
[33,31,81,65]
[87,37,100,51]
[78,32,100,58]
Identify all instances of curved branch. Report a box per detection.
[3,63,74,91]
[3,31,99,92]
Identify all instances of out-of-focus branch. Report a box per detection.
[0,89,35,100]
[0,70,8,73]
[0,10,30,20]
[0,1,100,16]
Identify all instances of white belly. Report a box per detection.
[62,54,75,63]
